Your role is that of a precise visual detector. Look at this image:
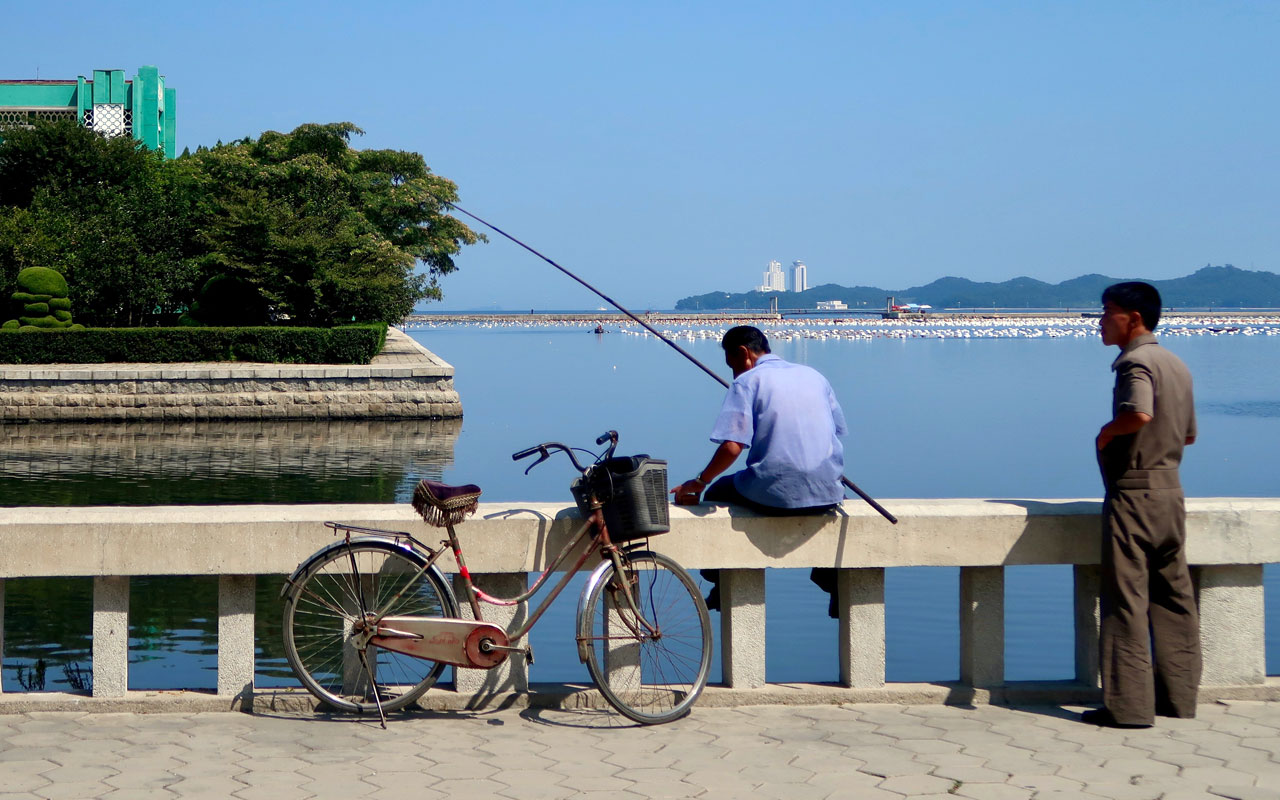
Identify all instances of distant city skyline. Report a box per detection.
[755,259,808,293]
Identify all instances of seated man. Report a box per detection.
[671,325,847,614]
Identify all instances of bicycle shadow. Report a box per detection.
[481,507,593,571]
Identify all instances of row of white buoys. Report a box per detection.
[402,315,1280,340]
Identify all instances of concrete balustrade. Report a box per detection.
[0,498,1277,711]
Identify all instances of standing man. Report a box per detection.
[671,325,847,612]
[1085,282,1200,728]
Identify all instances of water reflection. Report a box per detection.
[0,417,462,506]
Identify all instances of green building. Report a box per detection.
[0,66,176,157]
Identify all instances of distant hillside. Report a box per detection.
[674,265,1280,311]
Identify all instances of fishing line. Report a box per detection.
[439,200,897,524]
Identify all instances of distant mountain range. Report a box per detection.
[674,265,1280,311]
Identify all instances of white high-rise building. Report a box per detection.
[792,260,808,293]
[757,260,786,292]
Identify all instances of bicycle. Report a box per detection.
[281,430,712,726]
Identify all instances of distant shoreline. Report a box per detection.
[408,309,1280,324]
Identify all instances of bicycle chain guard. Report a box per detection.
[371,617,511,669]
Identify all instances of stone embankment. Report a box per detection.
[0,328,461,421]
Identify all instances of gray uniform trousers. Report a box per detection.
[1100,472,1201,725]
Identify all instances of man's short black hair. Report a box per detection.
[722,325,771,354]
[1102,281,1162,331]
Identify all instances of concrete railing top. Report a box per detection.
[3,497,1278,578]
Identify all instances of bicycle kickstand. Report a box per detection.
[358,649,388,729]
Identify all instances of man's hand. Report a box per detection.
[671,481,703,506]
[1097,411,1153,450]
[673,441,743,506]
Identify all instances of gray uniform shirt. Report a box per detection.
[1101,332,1197,488]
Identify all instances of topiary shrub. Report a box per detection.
[4,267,84,331]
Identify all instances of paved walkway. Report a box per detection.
[2,701,1280,799]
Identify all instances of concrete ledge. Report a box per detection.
[0,328,462,421]
[4,679,1278,715]
[3,497,1278,577]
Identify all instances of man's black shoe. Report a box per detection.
[699,569,721,612]
[1080,708,1152,729]
[704,586,720,612]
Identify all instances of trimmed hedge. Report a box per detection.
[0,323,389,365]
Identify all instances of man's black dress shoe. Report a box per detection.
[1080,708,1152,729]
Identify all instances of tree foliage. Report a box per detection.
[0,121,204,326]
[0,120,482,327]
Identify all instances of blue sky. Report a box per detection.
[7,1,1278,309]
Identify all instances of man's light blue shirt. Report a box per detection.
[709,354,848,508]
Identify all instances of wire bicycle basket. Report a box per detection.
[571,455,670,541]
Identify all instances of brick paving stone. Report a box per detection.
[169,759,243,780]
[1100,756,1180,776]
[873,723,950,739]
[929,764,1011,783]
[1241,737,1280,756]
[974,755,1061,777]
[1179,766,1263,787]
[751,782,838,800]
[877,774,958,795]
[33,780,117,800]
[821,728,898,747]
[493,785,577,800]
[953,784,1035,800]
[365,786,447,800]
[555,774,637,793]
[941,730,1015,747]
[356,753,439,773]
[7,702,1280,799]
[1073,783,1164,800]
[101,767,179,791]
[38,764,117,784]
[896,737,964,754]
[1153,750,1228,769]
[1208,788,1280,800]
[232,786,313,800]
[0,767,52,794]
[1207,718,1280,735]
[730,762,815,785]
[1006,772,1086,792]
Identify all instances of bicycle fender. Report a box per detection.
[279,536,434,599]
[575,551,657,664]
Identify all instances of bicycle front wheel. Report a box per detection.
[580,551,712,724]
[283,540,458,714]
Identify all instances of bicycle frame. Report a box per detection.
[330,500,659,667]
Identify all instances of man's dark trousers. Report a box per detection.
[1100,477,1200,725]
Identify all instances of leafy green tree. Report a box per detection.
[192,122,483,325]
[0,121,204,326]
[0,120,481,327]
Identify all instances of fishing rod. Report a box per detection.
[439,200,897,525]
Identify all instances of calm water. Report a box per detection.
[3,320,1278,691]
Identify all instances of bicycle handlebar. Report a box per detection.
[511,445,542,461]
[511,431,619,475]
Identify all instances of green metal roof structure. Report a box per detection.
[0,66,176,157]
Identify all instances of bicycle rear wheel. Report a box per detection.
[283,540,458,714]
[580,550,712,724]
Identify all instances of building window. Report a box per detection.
[83,104,131,138]
[0,108,77,130]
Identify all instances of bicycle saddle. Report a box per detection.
[411,479,482,528]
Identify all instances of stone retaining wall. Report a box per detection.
[0,328,462,421]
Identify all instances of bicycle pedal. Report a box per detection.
[525,645,535,665]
